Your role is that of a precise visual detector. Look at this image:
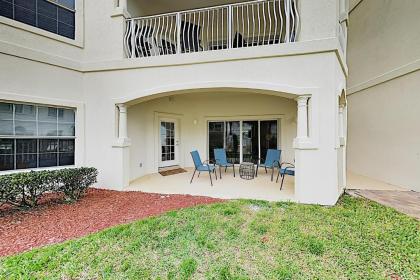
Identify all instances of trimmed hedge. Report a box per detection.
[0,167,98,208]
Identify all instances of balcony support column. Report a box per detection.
[296,95,309,139]
[338,104,345,145]
[117,104,129,141]
[112,103,130,190]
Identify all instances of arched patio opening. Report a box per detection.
[114,86,313,202]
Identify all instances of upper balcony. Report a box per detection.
[123,0,301,59]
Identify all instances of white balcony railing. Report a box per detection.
[124,0,300,58]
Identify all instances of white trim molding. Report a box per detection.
[347,59,420,95]
[0,38,347,75]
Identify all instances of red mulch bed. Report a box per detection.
[0,188,222,257]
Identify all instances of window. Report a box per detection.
[208,120,278,164]
[0,0,75,39]
[0,102,76,171]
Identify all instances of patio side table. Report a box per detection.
[239,162,255,180]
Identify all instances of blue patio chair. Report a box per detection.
[214,148,235,179]
[255,149,281,181]
[190,150,217,186]
[276,162,295,190]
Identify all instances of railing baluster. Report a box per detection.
[123,19,130,57]
[228,5,233,49]
[273,0,277,44]
[176,13,181,54]
[262,1,266,45]
[197,11,201,52]
[285,0,290,43]
[278,0,283,43]
[207,10,210,51]
[292,0,300,42]
[252,4,255,46]
[246,5,250,45]
[135,20,142,57]
[130,19,135,58]
[202,11,205,51]
[268,1,272,45]
[257,2,261,46]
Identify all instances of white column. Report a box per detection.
[113,104,130,190]
[296,96,309,139]
[119,0,127,9]
[338,104,346,146]
[117,104,128,140]
[338,105,345,137]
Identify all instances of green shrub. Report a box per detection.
[0,167,97,208]
[0,174,22,207]
[60,167,98,201]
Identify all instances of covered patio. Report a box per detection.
[126,167,295,202]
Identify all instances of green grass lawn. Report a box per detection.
[1,195,419,280]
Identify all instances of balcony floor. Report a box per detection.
[126,167,295,202]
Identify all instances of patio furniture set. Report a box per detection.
[190,149,295,189]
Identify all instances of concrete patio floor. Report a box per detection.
[126,167,295,202]
[346,172,408,191]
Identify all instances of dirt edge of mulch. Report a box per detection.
[0,188,223,258]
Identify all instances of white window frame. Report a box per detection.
[0,0,84,47]
[0,101,76,172]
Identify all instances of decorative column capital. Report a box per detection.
[117,103,128,113]
[296,95,310,106]
[114,103,130,147]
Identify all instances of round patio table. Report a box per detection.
[239,162,255,180]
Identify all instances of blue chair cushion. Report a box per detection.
[197,164,215,172]
[259,162,279,168]
[281,168,295,176]
[216,162,234,167]
[214,148,234,167]
[261,149,281,167]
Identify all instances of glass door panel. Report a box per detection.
[225,121,240,164]
[260,120,278,162]
[160,121,175,164]
[208,122,224,162]
[242,121,259,163]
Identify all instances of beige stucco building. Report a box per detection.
[1,0,351,205]
[347,0,420,192]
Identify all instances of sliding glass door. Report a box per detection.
[260,120,278,162]
[208,122,224,162]
[225,121,240,163]
[242,121,259,163]
[208,120,278,164]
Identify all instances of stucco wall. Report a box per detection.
[347,70,420,191]
[0,53,86,167]
[347,0,420,191]
[347,0,420,88]
[0,0,340,64]
[127,92,297,181]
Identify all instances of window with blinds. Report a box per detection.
[0,0,75,39]
[0,102,76,171]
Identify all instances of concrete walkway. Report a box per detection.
[347,172,419,220]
